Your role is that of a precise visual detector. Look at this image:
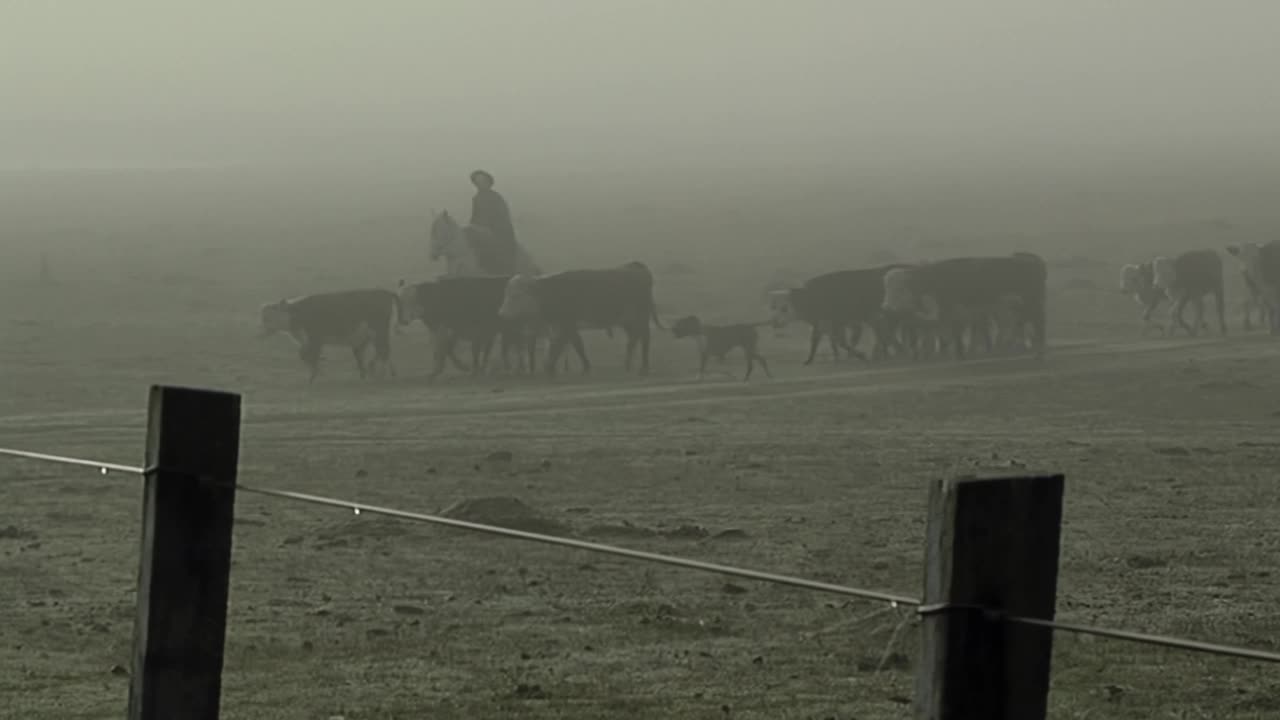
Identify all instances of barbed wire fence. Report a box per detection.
[3,385,1279,720]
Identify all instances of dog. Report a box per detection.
[670,315,772,381]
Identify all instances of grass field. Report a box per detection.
[3,167,1280,719]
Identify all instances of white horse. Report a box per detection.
[428,210,542,277]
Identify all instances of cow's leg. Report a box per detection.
[545,333,567,377]
[429,333,459,382]
[802,326,822,365]
[430,327,470,372]
[624,327,637,372]
[497,330,513,374]
[301,344,322,384]
[755,351,772,379]
[950,318,967,360]
[351,343,368,379]
[527,333,539,374]
[868,317,888,361]
[468,336,483,377]
[1192,297,1206,336]
[1170,296,1193,336]
[1214,289,1227,336]
[568,331,590,375]
[638,324,651,376]
[846,323,867,361]
[374,330,395,379]
[1141,298,1165,335]
[470,334,486,377]
[827,323,844,362]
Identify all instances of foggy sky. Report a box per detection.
[5,2,1280,172]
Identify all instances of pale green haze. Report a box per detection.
[4,1,1279,173]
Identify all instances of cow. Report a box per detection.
[258,289,399,383]
[892,293,1027,360]
[881,253,1048,360]
[1225,242,1279,332]
[1120,261,1169,335]
[498,261,664,376]
[768,264,912,365]
[1150,249,1226,337]
[397,276,530,379]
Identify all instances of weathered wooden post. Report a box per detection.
[914,473,1065,720]
[128,386,242,720]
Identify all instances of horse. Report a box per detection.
[428,210,542,278]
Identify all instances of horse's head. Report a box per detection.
[429,210,460,261]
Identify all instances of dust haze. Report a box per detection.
[4,3,1280,719]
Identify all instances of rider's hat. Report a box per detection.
[470,169,495,186]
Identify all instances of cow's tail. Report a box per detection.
[650,301,666,330]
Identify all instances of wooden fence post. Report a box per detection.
[914,472,1065,720]
[127,385,242,720]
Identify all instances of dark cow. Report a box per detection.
[398,277,614,378]
[881,253,1048,360]
[498,261,664,376]
[894,293,1027,361]
[767,264,912,365]
[1151,249,1226,337]
[259,289,399,383]
[398,276,528,379]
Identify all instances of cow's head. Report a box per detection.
[498,274,540,320]
[880,268,918,316]
[1151,256,1177,294]
[1226,242,1264,278]
[396,280,423,326]
[1120,264,1147,295]
[258,299,292,338]
[766,289,797,329]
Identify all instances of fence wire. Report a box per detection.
[4,445,1280,666]
[0,447,144,476]
[235,482,920,607]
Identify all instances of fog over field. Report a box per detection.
[6,2,1280,172]
[4,3,1280,720]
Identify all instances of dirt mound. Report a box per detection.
[440,497,571,537]
[0,525,36,541]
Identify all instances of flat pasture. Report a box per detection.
[3,169,1280,719]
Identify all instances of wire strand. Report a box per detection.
[1007,615,1280,665]
[234,482,920,607]
[3,446,1279,666]
[0,447,144,476]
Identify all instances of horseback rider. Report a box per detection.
[468,169,518,274]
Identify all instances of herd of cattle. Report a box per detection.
[257,240,1280,384]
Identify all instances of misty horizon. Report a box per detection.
[6,2,1280,173]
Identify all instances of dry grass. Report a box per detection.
[2,168,1280,719]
